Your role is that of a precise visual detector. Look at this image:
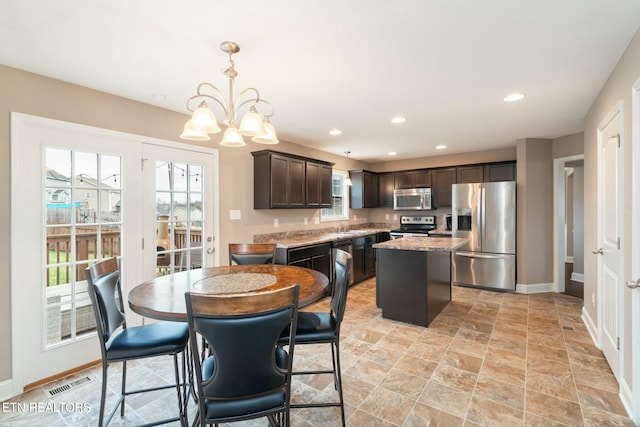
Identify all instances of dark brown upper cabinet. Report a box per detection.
[394,171,415,189]
[394,170,431,189]
[377,172,395,207]
[306,161,333,208]
[253,150,334,209]
[456,165,484,183]
[432,167,457,208]
[350,169,378,209]
[414,170,432,187]
[484,162,516,182]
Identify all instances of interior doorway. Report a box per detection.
[554,154,584,297]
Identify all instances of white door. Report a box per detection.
[10,114,139,391]
[140,142,218,284]
[630,79,640,424]
[10,114,219,395]
[596,103,624,380]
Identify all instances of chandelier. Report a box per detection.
[180,41,278,146]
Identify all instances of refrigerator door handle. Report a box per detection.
[480,186,486,250]
[455,251,513,260]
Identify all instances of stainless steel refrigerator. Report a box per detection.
[452,181,516,291]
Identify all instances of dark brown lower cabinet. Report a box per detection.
[275,243,332,295]
[376,248,451,327]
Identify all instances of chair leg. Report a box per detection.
[172,352,186,426]
[330,342,338,389]
[120,360,127,416]
[334,341,346,427]
[98,362,108,427]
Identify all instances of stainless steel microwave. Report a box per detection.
[393,188,432,210]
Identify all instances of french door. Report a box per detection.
[10,113,217,395]
[140,142,218,286]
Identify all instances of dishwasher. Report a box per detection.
[332,238,354,285]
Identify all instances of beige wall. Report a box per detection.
[553,132,584,159]
[583,27,640,391]
[516,138,554,286]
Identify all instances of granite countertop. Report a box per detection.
[263,228,391,249]
[373,236,469,252]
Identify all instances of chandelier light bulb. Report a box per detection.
[220,126,246,147]
[252,119,279,144]
[180,119,211,141]
[191,102,221,134]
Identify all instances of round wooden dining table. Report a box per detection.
[128,264,330,322]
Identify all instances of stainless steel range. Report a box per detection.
[389,215,436,239]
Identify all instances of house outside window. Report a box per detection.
[321,170,349,221]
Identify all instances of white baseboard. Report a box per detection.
[619,378,634,422]
[515,282,553,294]
[0,378,14,402]
[571,272,584,283]
[581,306,599,348]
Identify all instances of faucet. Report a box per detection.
[338,223,346,233]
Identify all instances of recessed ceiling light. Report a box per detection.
[387,151,397,156]
[152,93,167,101]
[504,93,525,102]
[435,145,447,150]
[329,129,342,136]
[391,116,406,124]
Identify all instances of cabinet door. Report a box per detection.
[289,158,306,208]
[457,165,484,183]
[311,252,332,283]
[363,171,378,208]
[432,167,457,207]
[414,170,432,187]
[270,155,290,208]
[377,173,395,207]
[394,171,415,189]
[305,162,321,208]
[350,170,377,208]
[484,162,516,182]
[320,165,333,207]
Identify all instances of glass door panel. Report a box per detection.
[44,147,122,346]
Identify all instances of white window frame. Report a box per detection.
[321,170,349,221]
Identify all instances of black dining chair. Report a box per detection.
[279,248,352,426]
[185,284,300,426]
[85,257,189,427]
[228,243,277,265]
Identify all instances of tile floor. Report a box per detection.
[1,278,635,426]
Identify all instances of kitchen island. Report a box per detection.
[373,236,468,327]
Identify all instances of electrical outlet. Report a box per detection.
[314,217,319,224]
[393,214,398,220]
[385,214,390,220]
[353,214,357,221]
[304,217,308,225]
[274,218,279,228]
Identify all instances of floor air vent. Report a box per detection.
[45,376,93,397]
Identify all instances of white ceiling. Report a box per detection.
[2,1,639,162]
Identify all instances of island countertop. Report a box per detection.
[373,236,468,252]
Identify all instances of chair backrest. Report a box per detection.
[185,285,299,403]
[228,243,277,265]
[85,257,126,345]
[331,249,352,327]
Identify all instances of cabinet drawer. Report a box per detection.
[287,243,331,262]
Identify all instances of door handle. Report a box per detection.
[627,279,640,289]
[207,248,215,254]
[592,248,604,255]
